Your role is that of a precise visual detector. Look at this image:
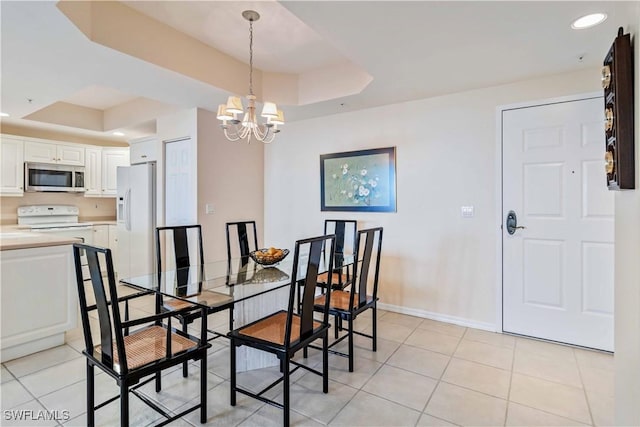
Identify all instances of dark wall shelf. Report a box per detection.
[604,27,635,190]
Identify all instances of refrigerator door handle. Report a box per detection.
[125,188,132,231]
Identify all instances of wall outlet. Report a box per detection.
[461,206,474,218]
[205,203,214,214]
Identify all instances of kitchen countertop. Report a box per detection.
[89,220,117,226]
[0,226,81,251]
[80,217,117,225]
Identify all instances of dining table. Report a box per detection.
[119,252,355,370]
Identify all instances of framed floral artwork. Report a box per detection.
[320,147,396,212]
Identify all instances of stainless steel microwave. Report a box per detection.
[24,162,86,193]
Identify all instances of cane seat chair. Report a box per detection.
[73,243,210,427]
[225,221,259,261]
[317,220,357,290]
[156,225,230,379]
[228,234,337,426]
[313,227,383,372]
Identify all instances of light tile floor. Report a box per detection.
[1,296,614,426]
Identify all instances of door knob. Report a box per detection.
[506,210,526,235]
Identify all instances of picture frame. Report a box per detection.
[320,147,396,212]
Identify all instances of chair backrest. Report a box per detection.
[351,227,383,309]
[226,221,258,259]
[285,234,336,347]
[156,225,204,271]
[324,220,357,256]
[73,243,128,375]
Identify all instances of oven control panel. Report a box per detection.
[18,205,79,217]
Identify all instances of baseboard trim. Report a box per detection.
[377,303,497,332]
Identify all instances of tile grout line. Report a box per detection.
[416,326,467,426]
[506,341,600,426]
[573,347,597,427]
[503,335,518,426]
[325,314,416,426]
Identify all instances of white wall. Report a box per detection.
[615,12,640,425]
[196,109,265,262]
[154,108,264,262]
[265,68,600,328]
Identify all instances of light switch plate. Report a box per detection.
[205,204,214,214]
[461,206,474,218]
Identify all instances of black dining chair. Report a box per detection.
[156,225,230,378]
[228,234,336,426]
[225,221,259,260]
[73,243,210,427]
[317,219,357,291]
[313,227,383,372]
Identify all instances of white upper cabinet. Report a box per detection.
[130,138,158,164]
[57,144,85,165]
[24,140,84,166]
[84,147,102,197]
[101,148,130,197]
[0,136,24,196]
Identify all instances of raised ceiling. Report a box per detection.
[0,1,636,141]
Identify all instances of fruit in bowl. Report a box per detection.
[250,247,290,266]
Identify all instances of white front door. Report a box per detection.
[502,96,614,351]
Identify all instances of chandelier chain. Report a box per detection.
[248,19,254,96]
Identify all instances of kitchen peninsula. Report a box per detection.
[0,230,79,362]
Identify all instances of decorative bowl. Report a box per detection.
[249,248,289,266]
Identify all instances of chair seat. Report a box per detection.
[315,290,374,311]
[236,311,322,346]
[95,325,197,373]
[317,271,348,285]
[163,291,233,313]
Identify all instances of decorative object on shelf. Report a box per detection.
[603,27,634,190]
[250,248,289,266]
[320,147,397,212]
[216,10,284,144]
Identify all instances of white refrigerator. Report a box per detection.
[117,162,156,279]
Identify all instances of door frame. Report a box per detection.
[494,91,603,333]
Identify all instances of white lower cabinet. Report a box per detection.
[0,245,77,362]
[93,224,109,247]
[93,224,118,274]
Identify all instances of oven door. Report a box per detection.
[34,226,94,278]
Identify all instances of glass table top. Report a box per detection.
[120,253,354,310]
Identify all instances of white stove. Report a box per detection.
[17,205,92,229]
[17,205,93,276]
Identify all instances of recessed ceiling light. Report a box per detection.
[0,112,9,117]
[571,13,607,30]
[112,131,125,136]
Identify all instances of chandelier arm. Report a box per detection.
[238,124,250,140]
[253,125,273,142]
[222,127,242,142]
[261,131,276,144]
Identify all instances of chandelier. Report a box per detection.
[216,10,284,143]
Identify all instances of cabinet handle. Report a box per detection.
[19,186,23,189]
[141,155,147,158]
